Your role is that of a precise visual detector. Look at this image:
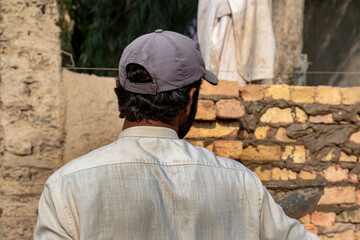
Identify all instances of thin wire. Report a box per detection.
[63,66,360,75]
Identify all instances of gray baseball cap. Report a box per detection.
[118,29,218,94]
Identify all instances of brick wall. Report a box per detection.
[186,81,360,239]
[0,1,64,239]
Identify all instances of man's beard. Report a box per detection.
[177,100,198,139]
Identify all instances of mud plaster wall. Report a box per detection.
[0,2,123,239]
[62,69,124,163]
[0,0,64,239]
[187,81,360,239]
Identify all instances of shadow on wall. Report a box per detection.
[62,69,124,163]
[303,0,360,87]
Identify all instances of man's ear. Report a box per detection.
[185,88,197,115]
[116,77,120,87]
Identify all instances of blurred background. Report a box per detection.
[58,0,360,86]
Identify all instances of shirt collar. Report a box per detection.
[118,126,179,139]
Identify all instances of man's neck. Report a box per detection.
[122,118,179,133]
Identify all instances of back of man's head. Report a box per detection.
[114,30,218,138]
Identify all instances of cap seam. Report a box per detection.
[161,33,189,86]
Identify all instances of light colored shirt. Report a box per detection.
[34,126,318,240]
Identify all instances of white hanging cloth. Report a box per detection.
[198,0,276,84]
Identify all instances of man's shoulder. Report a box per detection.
[46,140,120,185]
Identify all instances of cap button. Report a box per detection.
[155,29,163,33]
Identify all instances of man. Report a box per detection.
[34,30,318,239]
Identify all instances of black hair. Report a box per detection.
[114,64,202,123]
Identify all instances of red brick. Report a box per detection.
[290,86,315,104]
[215,99,245,119]
[254,126,272,140]
[272,168,296,180]
[294,107,308,123]
[341,87,360,105]
[303,224,318,236]
[195,100,216,121]
[238,130,249,140]
[240,145,282,161]
[349,173,359,183]
[309,114,335,124]
[253,167,272,181]
[340,151,358,163]
[298,170,317,180]
[318,186,356,205]
[264,85,290,101]
[186,121,239,139]
[322,165,349,182]
[350,131,360,144]
[318,148,337,162]
[311,211,336,227]
[275,127,296,142]
[356,190,360,205]
[200,80,239,97]
[299,214,311,224]
[316,86,342,105]
[240,85,266,101]
[281,145,307,163]
[213,141,243,159]
[260,107,293,124]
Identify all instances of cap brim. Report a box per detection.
[203,70,218,85]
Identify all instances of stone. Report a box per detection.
[186,121,239,139]
[260,107,293,124]
[253,167,272,181]
[240,145,282,161]
[281,145,307,163]
[318,186,356,205]
[322,165,349,182]
[272,168,296,180]
[311,211,336,227]
[309,114,335,124]
[349,131,360,144]
[264,85,290,101]
[254,126,271,140]
[336,209,360,223]
[195,100,216,121]
[339,151,358,162]
[200,80,239,97]
[213,141,243,159]
[298,170,317,180]
[240,85,266,101]
[316,86,342,105]
[341,87,360,105]
[275,127,296,142]
[290,86,315,104]
[215,99,245,119]
[294,107,308,123]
